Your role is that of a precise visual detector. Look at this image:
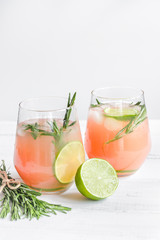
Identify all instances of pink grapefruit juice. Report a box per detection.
[14,118,83,192]
[85,105,151,176]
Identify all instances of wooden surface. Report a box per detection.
[0,120,160,240]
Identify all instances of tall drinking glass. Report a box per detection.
[85,87,151,176]
[14,96,85,193]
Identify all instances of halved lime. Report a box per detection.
[75,158,119,200]
[104,107,139,121]
[54,141,85,184]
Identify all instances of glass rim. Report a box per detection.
[91,87,144,100]
[19,96,75,112]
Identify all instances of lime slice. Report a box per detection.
[75,158,119,200]
[54,141,85,184]
[104,107,139,121]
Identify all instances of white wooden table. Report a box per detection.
[0,120,160,240]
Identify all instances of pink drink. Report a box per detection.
[85,103,151,176]
[14,118,84,192]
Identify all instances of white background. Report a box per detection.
[0,0,160,121]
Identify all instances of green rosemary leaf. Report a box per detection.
[70,92,76,106]
[68,121,76,127]
[67,93,71,107]
[134,101,141,106]
[52,120,61,136]
[23,123,40,140]
[130,101,141,106]
[63,92,77,129]
[90,98,102,108]
[40,132,55,137]
[1,160,6,172]
[90,104,95,108]
[96,99,101,104]
[31,132,38,140]
[0,196,10,218]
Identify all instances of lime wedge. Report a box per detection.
[104,107,139,121]
[54,141,85,184]
[75,158,119,200]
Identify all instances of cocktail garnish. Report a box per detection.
[63,92,76,128]
[23,92,77,141]
[105,102,147,144]
[23,122,44,140]
[90,98,101,108]
[0,160,71,221]
[75,158,119,200]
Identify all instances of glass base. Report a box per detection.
[28,185,72,195]
[117,169,138,177]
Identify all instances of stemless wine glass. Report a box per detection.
[14,96,85,193]
[85,87,151,176]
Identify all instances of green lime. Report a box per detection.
[54,141,85,184]
[75,158,119,200]
[104,107,139,121]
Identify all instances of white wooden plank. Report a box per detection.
[0,211,159,240]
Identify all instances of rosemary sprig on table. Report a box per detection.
[106,103,147,144]
[23,92,77,140]
[0,160,71,221]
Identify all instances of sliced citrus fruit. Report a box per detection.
[104,106,139,121]
[54,141,85,184]
[75,158,118,200]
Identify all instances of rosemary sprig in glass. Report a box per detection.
[23,92,77,141]
[106,103,147,144]
[63,92,76,128]
[90,98,101,108]
[0,160,71,221]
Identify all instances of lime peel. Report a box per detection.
[104,107,139,121]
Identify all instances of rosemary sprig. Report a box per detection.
[91,98,101,108]
[63,92,76,128]
[0,160,71,221]
[46,120,64,149]
[23,92,77,140]
[23,121,63,141]
[23,123,45,140]
[106,103,147,144]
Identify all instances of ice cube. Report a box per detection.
[104,117,124,131]
[17,127,26,136]
[88,109,103,124]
